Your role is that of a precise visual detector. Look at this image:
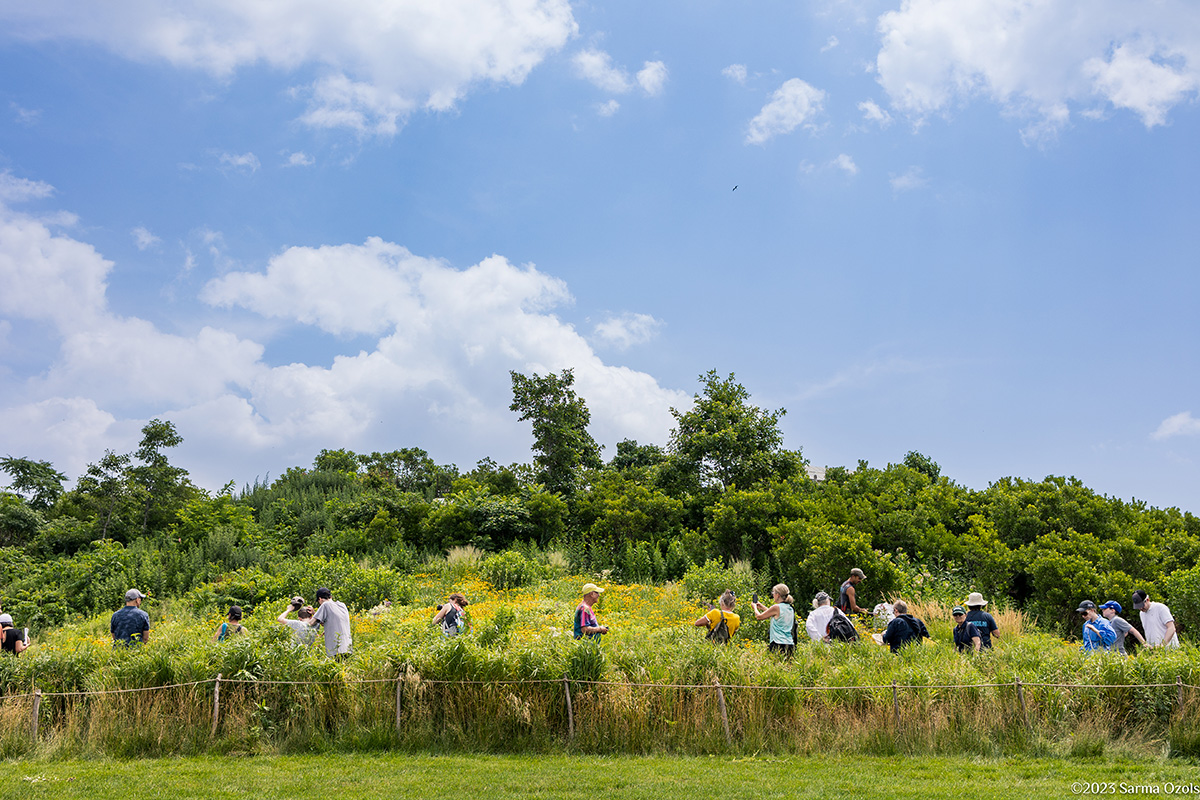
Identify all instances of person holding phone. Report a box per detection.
[752,584,796,657]
[277,596,318,646]
[0,614,27,655]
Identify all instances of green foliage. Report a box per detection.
[186,554,412,614]
[509,368,602,497]
[680,559,761,606]
[0,492,41,546]
[668,370,804,491]
[481,550,540,590]
[772,519,902,608]
[0,456,67,511]
[1163,563,1200,635]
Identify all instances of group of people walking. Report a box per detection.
[2,574,1182,662]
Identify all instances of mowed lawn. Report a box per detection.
[7,753,1200,800]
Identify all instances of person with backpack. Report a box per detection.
[752,583,796,657]
[433,593,469,638]
[880,600,930,653]
[694,590,740,644]
[212,606,246,642]
[805,591,836,642]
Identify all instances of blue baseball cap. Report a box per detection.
[1099,600,1122,613]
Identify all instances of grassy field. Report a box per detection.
[6,753,1200,800]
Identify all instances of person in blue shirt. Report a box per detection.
[1077,600,1117,653]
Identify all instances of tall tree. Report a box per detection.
[669,370,803,491]
[128,419,192,536]
[510,369,602,497]
[0,456,67,511]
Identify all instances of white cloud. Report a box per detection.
[131,226,161,250]
[591,312,664,350]
[283,151,315,167]
[746,78,826,144]
[722,64,748,84]
[573,49,633,94]
[0,191,687,487]
[218,151,260,172]
[596,99,621,117]
[636,61,668,96]
[858,98,893,127]
[832,154,858,175]
[821,36,840,53]
[574,50,667,98]
[10,102,41,125]
[0,171,54,204]
[890,166,927,192]
[1152,411,1200,440]
[875,0,1200,137]
[0,0,578,135]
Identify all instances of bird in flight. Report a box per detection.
[732,185,738,191]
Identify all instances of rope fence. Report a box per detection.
[2,673,1194,748]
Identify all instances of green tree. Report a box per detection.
[359,448,456,499]
[668,370,803,491]
[0,456,68,511]
[127,419,194,536]
[509,369,602,496]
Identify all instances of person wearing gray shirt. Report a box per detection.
[277,597,319,647]
[1100,600,1145,656]
[309,587,353,658]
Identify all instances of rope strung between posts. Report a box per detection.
[2,677,1195,699]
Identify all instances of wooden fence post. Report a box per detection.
[30,689,41,744]
[1015,679,1030,731]
[211,674,222,738]
[1179,676,1185,711]
[891,681,900,730]
[396,674,404,734]
[563,677,574,742]
[714,679,733,749]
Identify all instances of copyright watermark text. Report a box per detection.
[1070,784,1200,795]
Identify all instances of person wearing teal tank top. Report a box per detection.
[752,583,796,657]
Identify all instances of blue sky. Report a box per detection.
[1,0,1198,512]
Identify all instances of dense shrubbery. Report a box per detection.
[2,376,1200,644]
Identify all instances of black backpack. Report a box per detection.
[706,611,731,644]
[826,609,859,642]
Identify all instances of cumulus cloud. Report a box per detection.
[832,154,858,175]
[596,99,621,117]
[0,185,687,487]
[131,226,161,250]
[858,98,893,127]
[0,0,578,135]
[890,166,927,192]
[283,151,315,167]
[218,152,261,172]
[875,0,1200,138]
[722,64,748,84]
[821,36,840,53]
[746,78,826,144]
[591,312,664,350]
[636,61,668,96]
[574,50,668,97]
[573,49,633,93]
[1152,411,1200,440]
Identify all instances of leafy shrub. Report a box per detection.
[481,550,540,590]
[681,559,761,606]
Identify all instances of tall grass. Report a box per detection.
[0,569,1196,759]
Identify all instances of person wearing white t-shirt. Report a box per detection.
[1132,590,1180,649]
[806,591,836,642]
